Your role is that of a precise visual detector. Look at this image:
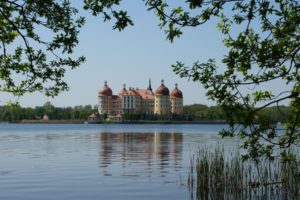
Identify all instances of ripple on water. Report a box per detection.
[0,124,234,200]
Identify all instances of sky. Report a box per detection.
[0,1,286,108]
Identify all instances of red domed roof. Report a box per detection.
[119,84,127,95]
[171,89,183,98]
[99,81,112,96]
[171,84,183,98]
[155,80,169,96]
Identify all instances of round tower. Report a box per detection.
[98,81,113,115]
[154,80,171,115]
[170,83,183,114]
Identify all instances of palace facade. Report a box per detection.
[98,80,183,116]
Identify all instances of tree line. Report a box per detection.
[0,102,291,123]
[0,102,97,122]
[184,104,291,123]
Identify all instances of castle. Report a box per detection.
[98,80,183,116]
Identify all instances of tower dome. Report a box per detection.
[119,83,127,95]
[155,80,169,96]
[99,81,112,96]
[171,83,183,98]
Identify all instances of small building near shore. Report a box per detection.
[88,113,98,122]
[42,115,49,120]
[115,114,123,123]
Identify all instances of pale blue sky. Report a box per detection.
[1,1,285,107]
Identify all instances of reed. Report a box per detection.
[188,146,300,199]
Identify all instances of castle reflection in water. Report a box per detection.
[98,132,183,177]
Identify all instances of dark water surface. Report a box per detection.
[0,124,235,200]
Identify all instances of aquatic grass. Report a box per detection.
[188,146,300,199]
[281,159,300,197]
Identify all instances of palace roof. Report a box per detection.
[155,80,169,96]
[170,84,183,98]
[99,81,112,96]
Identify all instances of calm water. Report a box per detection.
[0,124,235,200]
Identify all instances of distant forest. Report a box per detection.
[0,102,290,123]
[0,102,97,122]
[183,104,290,123]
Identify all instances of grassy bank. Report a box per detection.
[20,119,85,124]
[120,120,227,124]
[3,119,227,124]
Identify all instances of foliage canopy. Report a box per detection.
[0,0,87,97]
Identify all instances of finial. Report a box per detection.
[161,79,164,85]
[123,83,126,89]
[175,83,178,89]
[148,78,152,91]
[104,80,107,86]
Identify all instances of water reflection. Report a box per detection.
[98,132,183,178]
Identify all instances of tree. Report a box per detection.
[0,0,135,98]
[168,0,300,163]
[0,0,86,97]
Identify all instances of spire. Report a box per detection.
[104,80,107,86]
[148,78,152,91]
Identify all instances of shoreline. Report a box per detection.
[19,120,85,124]
[3,120,227,125]
[117,120,227,124]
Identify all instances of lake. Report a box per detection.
[0,124,237,200]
